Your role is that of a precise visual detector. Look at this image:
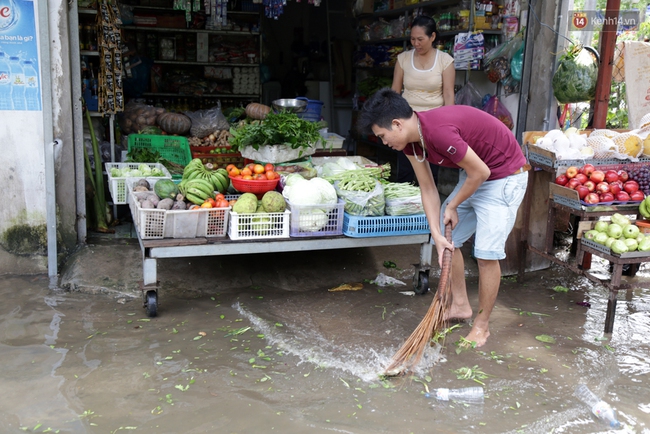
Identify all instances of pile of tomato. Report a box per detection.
[227,162,279,181]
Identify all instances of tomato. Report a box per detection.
[215,199,229,208]
[228,167,240,176]
[264,163,274,172]
[226,164,236,172]
[265,170,277,180]
[242,175,253,180]
[201,202,213,208]
[215,193,226,201]
[253,164,265,174]
[204,198,216,207]
[241,167,252,176]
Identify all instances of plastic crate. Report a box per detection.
[288,199,345,237]
[228,210,291,240]
[105,163,172,205]
[129,190,229,239]
[342,213,430,238]
[127,134,192,167]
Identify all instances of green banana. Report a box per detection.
[216,168,229,178]
[640,200,650,219]
[212,173,228,193]
[186,180,214,197]
[185,192,206,205]
[187,187,211,201]
[187,177,214,191]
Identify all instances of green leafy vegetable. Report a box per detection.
[535,334,556,344]
[228,112,324,151]
[552,44,598,104]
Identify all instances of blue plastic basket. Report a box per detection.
[342,213,430,238]
[295,97,323,122]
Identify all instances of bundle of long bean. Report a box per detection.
[384,183,424,216]
[334,172,385,216]
[323,163,391,183]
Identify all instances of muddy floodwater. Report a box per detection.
[1,249,650,433]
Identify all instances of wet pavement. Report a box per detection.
[2,227,650,433]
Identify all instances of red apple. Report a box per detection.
[584,192,600,204]
[576,185,590,199]
[609,182,622,195]
[616,191,631,202]
[600,192,615,202]
[617,170,629,182]
[582,164,596,177]
[590,170,605,183]
[596,182,611,194]
[574,173,588,184]
[630,190,645,201]
[583,180,596,192]
[555,174,569,186]
[567,178,582,190]
[565,166,579,179]
[604,170,619,183]
[624,180,639,194]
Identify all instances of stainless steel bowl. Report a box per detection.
[272,98,307,113]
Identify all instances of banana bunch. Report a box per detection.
[639,196,650,219]
[180,178,217,205]
[181,158,230,195]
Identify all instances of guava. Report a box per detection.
[611,239,629,254]
[607,223,623,239]
[594,221,609,232]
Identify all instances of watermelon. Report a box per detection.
[154,179,179,200]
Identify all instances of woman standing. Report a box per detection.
[392,15,455,182]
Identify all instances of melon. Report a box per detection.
[154,179,179,200]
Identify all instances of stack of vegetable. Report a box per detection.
[383,183,423,216]
[282,174,339,231]
[110,164,167,178]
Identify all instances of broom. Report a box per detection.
[384,223,454,375]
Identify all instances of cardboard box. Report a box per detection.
[196,32,209,63]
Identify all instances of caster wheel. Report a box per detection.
[413,270,429,295]
[145,290,158,317]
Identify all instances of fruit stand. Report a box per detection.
[522,128,650,332]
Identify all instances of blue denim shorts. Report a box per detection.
[440,170,528,260]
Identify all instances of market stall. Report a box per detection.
[108,101,436,317]
[521,121,650,332]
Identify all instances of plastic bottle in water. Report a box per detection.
[574,384,621,429]
[425,387,484,404]
[9,55,25,110]
[22,60,40,111]
[0,51,11,110]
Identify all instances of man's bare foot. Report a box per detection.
[444,304,472,322]
[465,325,490,347]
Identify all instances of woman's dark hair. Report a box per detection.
[357,88,413,135]
[411,15,437,38]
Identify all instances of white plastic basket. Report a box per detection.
[228,210,291,240]
[129,191,229,239]
[106,163,171,205]
[288,199,344,237]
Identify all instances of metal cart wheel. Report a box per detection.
[145,290,158,317]
[413,267,429,295]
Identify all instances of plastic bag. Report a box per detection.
[335,180,385,216]
[385,195,423,216]
[510,43,524,81]
[274,160,318,180]
[483,34,523,82]
[482,96,514,130]
[552,45,598,104]
[455,81,484,108]
[501,75,520,97]
[186,104,230,138]
[372,273,406,287]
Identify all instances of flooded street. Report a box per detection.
[2,249,650,433]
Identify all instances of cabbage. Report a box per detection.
[110,167,122,177]
[150,168,164,177]
[286,176,339,231]
[138,164,153,175]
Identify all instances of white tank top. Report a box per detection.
[397,49,454,112]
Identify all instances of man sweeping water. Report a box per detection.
[358,88,528,362]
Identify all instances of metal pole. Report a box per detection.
[325,0,336,134]
[69,0,88,244]
[592,0,621,128]
[37,0,58,280]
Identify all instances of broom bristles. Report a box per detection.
[384,224,454,374]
